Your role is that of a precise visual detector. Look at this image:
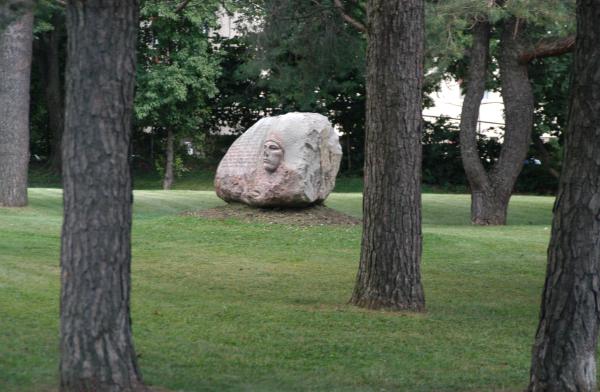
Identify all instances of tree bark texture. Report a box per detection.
[350,0,425,311]
[0,9,33,207]
[162,128,174,190]
[492,17,534,216]
[458,21,499,224]
[60,1,145,391]
[519,35,575,65]
[459,18,534,225]
[528,1,600,391]
[40,13,65,173]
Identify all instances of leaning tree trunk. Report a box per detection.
[162,128,174,190]
[486,16,534,223]
[458,21,496,224]
[0,9,33,207]
[60,1,146,391]
[349,0,425,311]
[459,17,533,225]
[528,1,600,390]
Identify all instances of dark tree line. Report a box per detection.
[9,0,572,199]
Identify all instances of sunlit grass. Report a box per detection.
[0,188,555,391]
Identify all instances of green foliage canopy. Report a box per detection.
[135,0,222,135]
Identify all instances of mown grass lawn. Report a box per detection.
[0,188,554,391]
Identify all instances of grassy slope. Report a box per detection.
[0,189,554,392]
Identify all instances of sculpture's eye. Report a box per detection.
[264,141,282,151]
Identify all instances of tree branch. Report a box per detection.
[333,0,366,33]
[175,0,191,14]
[219,0,233,16]
[346,0,366,13]
[518,35,575,64]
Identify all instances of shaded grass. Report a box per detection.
[0,189,555,391]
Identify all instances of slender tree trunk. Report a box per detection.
[41,13,65,173]
[459,18,534,225]
[458,21,498,224]
[0,9,33,207]
[350,0,425,311]
[162,128,174,190]
[488,16,534,220]
[60,1,146,391]
[528,1,600,390]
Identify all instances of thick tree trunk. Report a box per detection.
[528,1,600,391]
[41,13,65,173]
[459,18,534,225]
[470,189,510,225]
[162,128,174,190]
[60,1,146,391]
[350,0,425,311]
[0,9,33,207]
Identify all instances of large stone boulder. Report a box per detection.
[215,112,342,207]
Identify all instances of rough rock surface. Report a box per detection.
[215,112,342,207]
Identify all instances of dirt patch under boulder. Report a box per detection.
[183,203,361,227]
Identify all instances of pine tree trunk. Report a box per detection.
[528,1,600,391]
[489,16,534,216]
[459,18,534,225]
[458,22,496,224]
[41,13,65,173]
[0,9,33,207]
[349,0,425,311]
[470,188,509,225]
[60,1,146,391]
[162,128,174,190]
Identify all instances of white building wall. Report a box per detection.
[423,78,505,136]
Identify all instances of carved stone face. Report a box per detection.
[263,140,284,172]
